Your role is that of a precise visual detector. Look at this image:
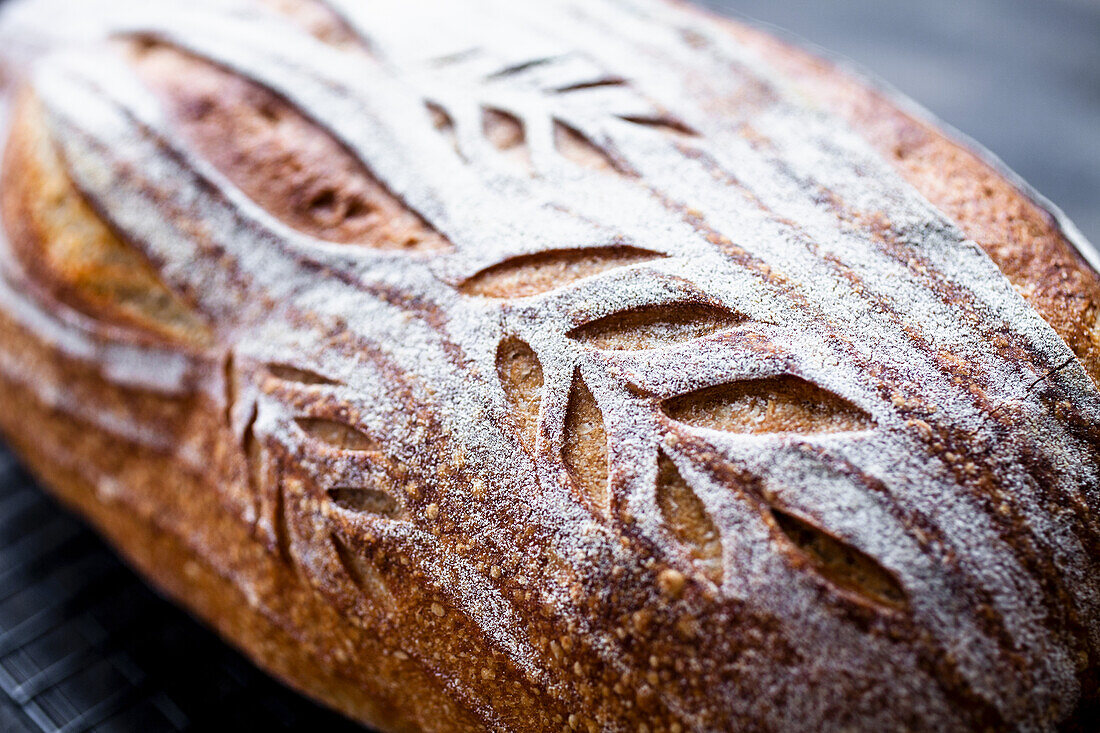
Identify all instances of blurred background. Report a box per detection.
[1,1,1098,731]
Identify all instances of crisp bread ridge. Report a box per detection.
[0,0,1098,731]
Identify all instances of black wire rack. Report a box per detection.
[0,448,365,733]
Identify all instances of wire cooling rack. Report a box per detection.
[0,449,364,733]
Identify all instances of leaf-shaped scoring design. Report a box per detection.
[418,47,695,177]
[331,534,396,612]
[295,417,379,451]
[552,121,621,173]
[482,107,532,171]
[618,114,697,137]
[568,303,744,350]
[562,370,610,518]
[426,102,460,156]
[327,487,404,518]
[554,77,628,94]
[662,376,874,435]
[479,105,619,174]
[128,41,450,251]
[246,426,292,561]
[9,3,1093,727]
[2,96,209,343]
[771,509,907,610]
[496,337,544,447]
[459,246,661,298]
[266,363,342,386]
[656,453,723,584]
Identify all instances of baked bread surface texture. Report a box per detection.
[1,0,1099,730]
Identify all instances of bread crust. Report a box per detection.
[715,13,1100,386]
[1,1,1098,731]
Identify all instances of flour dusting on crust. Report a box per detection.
[0,0,1098,729]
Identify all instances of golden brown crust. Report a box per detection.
[0,1,1098,731]
[126,42,450,252]
[0,305,483,733]
[0,92,211,345]
[717,17,1100,387]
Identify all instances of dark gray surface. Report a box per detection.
[701,0,1100,246]
[0,1,1097,730]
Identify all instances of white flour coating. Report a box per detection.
[1,0,1099,729]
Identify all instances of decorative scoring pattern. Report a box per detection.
[0,0,1098,729]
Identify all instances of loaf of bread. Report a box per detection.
[1,0,1098,730]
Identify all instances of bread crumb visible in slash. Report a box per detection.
[426,502,439,519]
[431,602,445,617]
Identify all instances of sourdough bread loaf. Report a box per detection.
[0,0,1098,730]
